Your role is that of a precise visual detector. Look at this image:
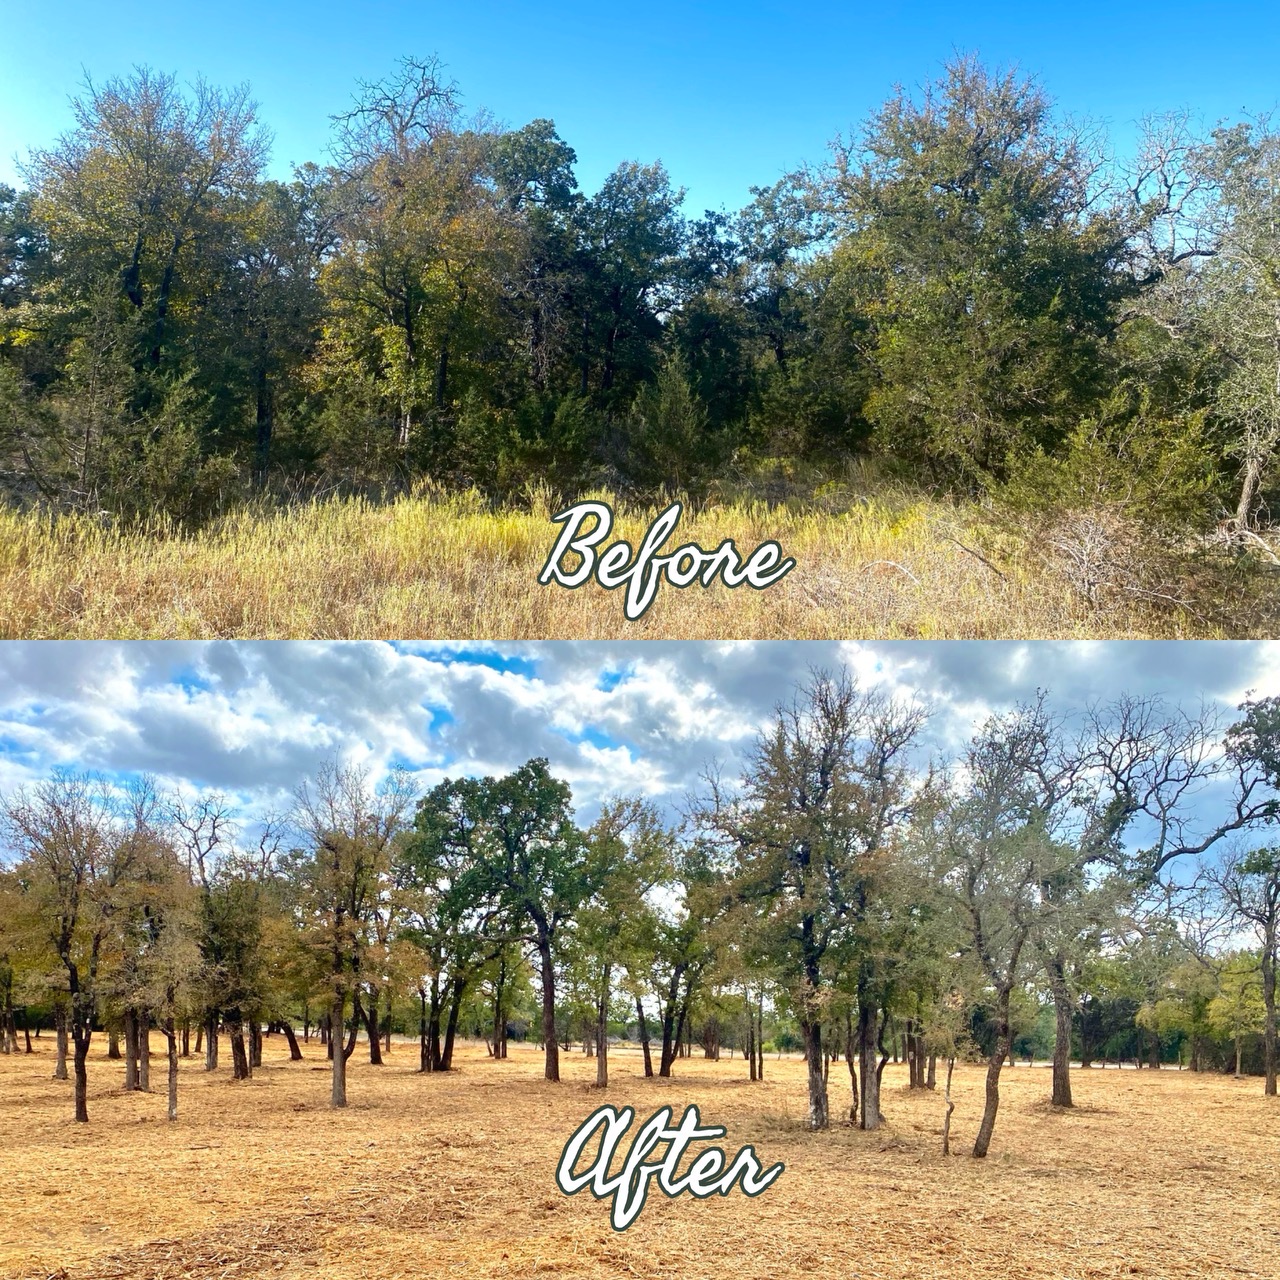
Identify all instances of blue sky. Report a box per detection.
[3,3,1279,211]
[0,642,1275,868]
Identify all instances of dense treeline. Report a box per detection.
[2,54,1280,552]
[2,672,1279,1158]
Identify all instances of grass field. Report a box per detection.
[3,1035,1278,1280]
[0,487,1259,639]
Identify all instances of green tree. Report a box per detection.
[413,758,587,1082]
[576,797,673,1087]
[829,55,1130,480]
[1207,950,1265,1077]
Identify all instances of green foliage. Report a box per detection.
[831,56,1132,482]
[994,395,1222,535]
[622,352,725,494]
[1,46,1279,568]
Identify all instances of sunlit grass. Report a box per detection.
[0,483,1244,639]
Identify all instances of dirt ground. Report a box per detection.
[2,1034,1278,1280]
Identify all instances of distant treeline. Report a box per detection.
[1,53,1279,530]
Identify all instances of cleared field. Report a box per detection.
[2,1035,1278,1280]
[0,490,1249,639]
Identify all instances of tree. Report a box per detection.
[702,670,924,1130]
[1192,118,1280,530]
[926,703,1072,1157]
[576,798,673,1087]
[1,772,145,1122]
[396,784,510,1073]
[1211,847,1280,1093]
[647,840,722,1080]
[24,68,267,507]
[1207,950,1265,1077]
[292,762,414,1107]
[828,55,1129,480]
[411,759,586,1082]
[572,161,686,406]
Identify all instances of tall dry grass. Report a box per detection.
[0,484,1254,638]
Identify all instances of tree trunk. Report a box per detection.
[973,989,1013,1158]
[73,1028,90,1123]
[250,1020,262,1070]
[801,1019,829,1129]
[658,965,685,1078]
[1263,947,1277,1097]
[165,1018,178,1121]
[858,994,881,1130]
[331,992,347,1107]
[636,997,653,1077]
[363,992,384,1065]
[1049,966,1074,1107]
[54,1007,68,1081]
[1234,451,1266,532]
[282,1020,303,1062]
[205,1013,219,1071]
[108,1027,121,1060]
[941,1057,957,1156]
[756,994,764,1081]
[138,1009,150,1091]
[876,1011,891,1097]
[230,1020,250,1081]
[440,979,464,1071]
[596,963,611,1089]
[845,1012,859,1123]
[538,933,559,1083]
[492,958,507,1060]
[124,1009,139,1090]
[344,993,360,1062]
[419,991,430,1073]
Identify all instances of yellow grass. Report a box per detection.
[3,1034,1278,1279]
[0,489,1244,638]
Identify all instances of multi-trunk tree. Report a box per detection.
[702,669,925,1130]
[291,762,415,1108]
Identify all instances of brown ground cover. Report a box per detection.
[2,1035,1277,1280]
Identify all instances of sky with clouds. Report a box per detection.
[0,642,1276,838]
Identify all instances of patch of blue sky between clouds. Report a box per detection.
[391,642,539,679]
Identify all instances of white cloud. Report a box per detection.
[0,641,1274,829]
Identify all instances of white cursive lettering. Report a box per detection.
[538,501,796,621]
[555,1104,785,1231]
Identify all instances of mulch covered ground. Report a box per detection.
[3,1034,1277,1279]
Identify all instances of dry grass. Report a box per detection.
[3,1034,1278,1280]
[0,488,1246,639]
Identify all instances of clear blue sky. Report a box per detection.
[2,2,1279,213]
